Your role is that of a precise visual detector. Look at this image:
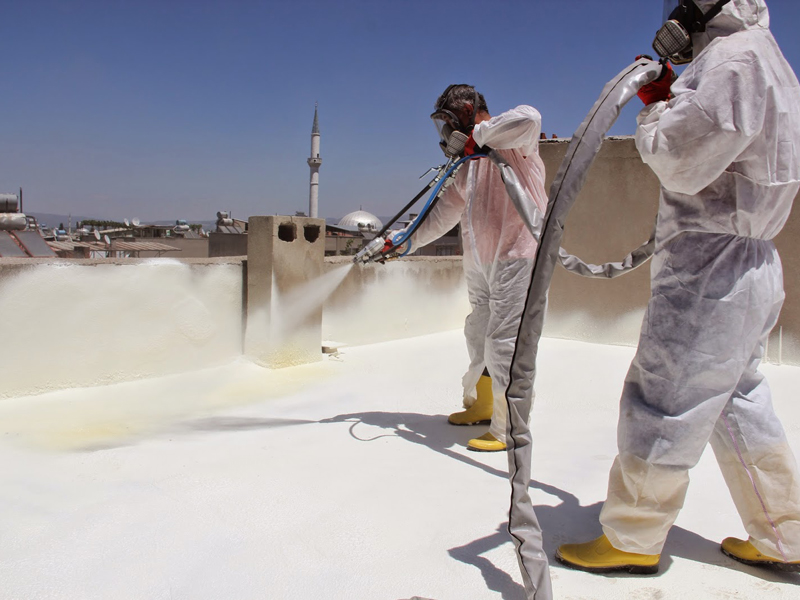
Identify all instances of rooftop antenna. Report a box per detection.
[124,218,130,227]
[94,230,101,241]
[132,218,140,227]
[103,235,111,246]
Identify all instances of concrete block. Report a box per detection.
[244,215,325,367]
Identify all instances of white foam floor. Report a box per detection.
[1,331,799,600]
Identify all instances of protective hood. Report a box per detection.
[692,0,770,55]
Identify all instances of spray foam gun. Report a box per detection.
[353,155,466,264]
[352,135,486,265]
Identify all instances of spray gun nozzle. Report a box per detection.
[353,235,389,264]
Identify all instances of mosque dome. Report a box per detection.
[336,210,383,233]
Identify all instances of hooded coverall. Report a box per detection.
[600,0,800,560]
[409,105,548,444]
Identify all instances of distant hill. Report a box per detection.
[25,212,93,228]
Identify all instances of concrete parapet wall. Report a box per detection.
[0,254,467,398]
[0,258,244,399]
[538,138,658,348]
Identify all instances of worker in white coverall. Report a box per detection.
[401,85,548,453]
[557,0,800,574]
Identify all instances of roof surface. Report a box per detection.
[1,331,798,599]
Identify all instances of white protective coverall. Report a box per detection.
[408,105,548,443]
[600,0,800,561]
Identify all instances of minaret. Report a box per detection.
[307,103,322,218]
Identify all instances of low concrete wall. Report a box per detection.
[0,257,244,399]
[0,255,468,398]
[538,138,658,347]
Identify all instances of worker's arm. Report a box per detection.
[397,178,466,250]
[473,105,542,157]
[635,53,765,195]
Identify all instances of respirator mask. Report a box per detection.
[431,85,479,158]
[653,0,731,64]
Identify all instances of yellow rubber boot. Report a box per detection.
[467,432,506,452]
[555,535,660,574]
[448,375,493,426]
[721,537,800,572]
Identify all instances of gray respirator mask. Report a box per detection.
[431,85,480,159]
[435,122,470,159]
[653,0,731,64]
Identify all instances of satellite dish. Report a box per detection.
[94,230,101,241]
[132,218,140,227]
[124,218,130,227]
[104,235,111,245]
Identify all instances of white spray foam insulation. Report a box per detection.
[322,260,472,346]
[0,260,243,398]
[0,332,799,599]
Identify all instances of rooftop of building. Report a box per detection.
[2,330,798,599]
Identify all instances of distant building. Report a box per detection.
[323,210,382,257]
[336,210,382,238]
[209,211,248,257]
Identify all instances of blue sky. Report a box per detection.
[1,0,799,222]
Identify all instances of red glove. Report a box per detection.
[636,59,675,106]
[463,133,482,156]
[380,231,408,255]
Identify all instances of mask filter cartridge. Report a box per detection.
[653,20,692,63]
[653,0,732,65]
[446,130,469,158]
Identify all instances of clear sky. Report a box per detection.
[2,0,799,222]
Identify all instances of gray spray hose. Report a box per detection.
[487,150,545,246]
[557,231,655,278]
[501,58,664,600]
[488,132,656,281]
